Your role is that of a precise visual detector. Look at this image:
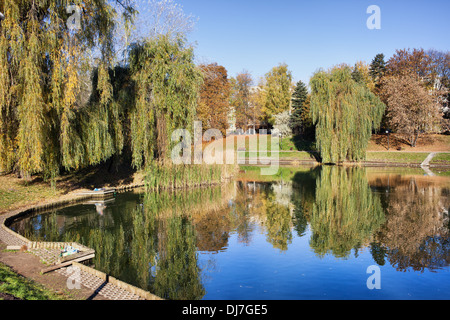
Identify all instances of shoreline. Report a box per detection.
[241,158,450,169]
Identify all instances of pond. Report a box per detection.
[10,165,450,300]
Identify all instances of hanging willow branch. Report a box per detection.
[310,66,386,163]
[128,35,203,169]
[0,0,118,177]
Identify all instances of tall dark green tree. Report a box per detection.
[351,67,364,84]
[290,81,309,135]
[369,53,387,90]
[291,81,308,110]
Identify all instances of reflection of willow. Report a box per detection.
[231,181,258,245]
[125,187,237,300]
[152,214,204,300]
[291,168,321,237]
[264,188,293,251]
[15,184,234,300]
[310,166,385,258]
[373,178,450,272]
[109,186,235,300]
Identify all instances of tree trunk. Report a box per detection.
[412,129,419,147]
[409,134,414,147]
[156,112,168,161]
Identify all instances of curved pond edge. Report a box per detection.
[0,183,163,300]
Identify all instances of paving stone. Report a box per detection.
[57,267,144,300]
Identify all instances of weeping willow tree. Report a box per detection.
[309,166,385,258]
[310,66,385,163]
[79,65,129,168]
[128,35,203,169]
[0,0,132,178]
[0,1,205,180]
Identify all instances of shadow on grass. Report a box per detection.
[57,156,137,194]
[5,153,137,195]
[291,135,322,162]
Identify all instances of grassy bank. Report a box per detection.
[0,159,238,212]
[237,165,316,182]
[232,134,314,152]
[0,262,63,300]
[365,152,429,164]
[365,152,450,166]
[0,175,63,213]
[430,153,450,166]
[230,133,450,152]
[241,151,317,161]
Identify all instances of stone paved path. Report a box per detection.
[56,267,144,300]
[0,209,28,247]
[421,152,437,167]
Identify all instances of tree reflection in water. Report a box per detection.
[371,175,450,272]
[308,166,385,258]
[264,186,293,251]
[238,166,450,271]
[9,166,450,299]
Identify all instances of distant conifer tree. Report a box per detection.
[289,80,309,135]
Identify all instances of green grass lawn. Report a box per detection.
[0,263,63,300]
[238,146,437,165]
[430,153,450,165]
[365,152,429,164]
[240,151,317,161]
[233,135,317,161]
[0,176,61,213]
[233,135,315,152]
[236,135,448,165]
[238,165,315,182]
[280,135,316,151]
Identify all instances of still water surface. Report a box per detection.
[11,166,450,300]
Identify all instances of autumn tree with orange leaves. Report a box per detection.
[197,63,231,135]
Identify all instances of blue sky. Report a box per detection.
[176,0,450,85]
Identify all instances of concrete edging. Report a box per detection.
[72,262,163,300]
